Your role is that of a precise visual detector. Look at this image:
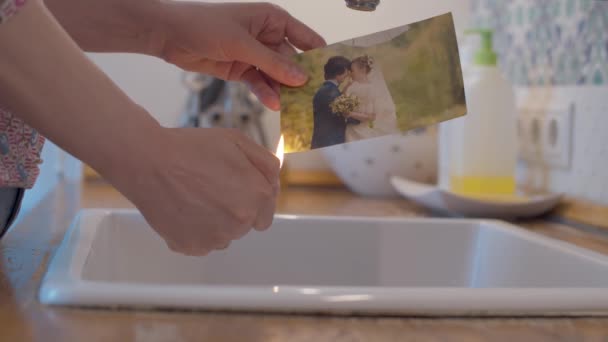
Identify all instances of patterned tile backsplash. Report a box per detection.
[470,0,608,86]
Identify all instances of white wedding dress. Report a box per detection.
[345,67,399,142]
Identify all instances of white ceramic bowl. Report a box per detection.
[322,127,438,197]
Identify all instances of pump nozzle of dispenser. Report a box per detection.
[464,29,497,66]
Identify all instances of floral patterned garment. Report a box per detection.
[0,0,45,188]
[0,0,26,23]
[0,108,44,189]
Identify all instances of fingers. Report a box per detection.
[276,40,298,56]
[236,8,324,86]
[230,132,278,231]
[187,38,297,110]
[241,68,280,111]
[241,40,297,110]
[253,201,276,231]
[236,36,308,87]
[217,241,231,250]
[154,129,279,257]
[229,167,275,232]
[249,178,276,231]
[225,132,278,235]
[165,239,212,257]
[253,181,278,231]
[165,226,236,256]
[263,72,280,98]
[233,133,281,184]
[284,13,327,51]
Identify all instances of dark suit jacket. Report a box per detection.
[310,81,360,149]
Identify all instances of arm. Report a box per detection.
[0,0,157,182]
[341,78,354,93]
[45,0,326,111]
[44,0,163,55]
[0,0,315,256]
[346,116,361,125]
[346,111,375,122]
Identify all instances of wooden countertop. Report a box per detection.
[3,181,608,341]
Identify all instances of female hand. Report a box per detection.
[348,111,376,122]
[46,1,327,110]
[2,0,284,256]
[342,77,354,90]
[112,126,280,256]
[154,2,326,110]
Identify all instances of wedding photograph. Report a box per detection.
[280,12,467,153]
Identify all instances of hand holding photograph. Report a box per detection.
[280,12,467,153]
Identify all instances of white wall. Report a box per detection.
[516,86,608,205]
[86,53,186,128]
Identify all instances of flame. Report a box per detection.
[276,135,285,168]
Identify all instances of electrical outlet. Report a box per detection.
[518,103,575,169]
[543,104,574,169]
[518,108,543,163]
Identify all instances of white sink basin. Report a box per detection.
[39,209,608,316]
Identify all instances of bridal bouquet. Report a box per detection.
[330,94,360,119]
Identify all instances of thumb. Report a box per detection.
[235,37,309,87]
[231,132,280,184]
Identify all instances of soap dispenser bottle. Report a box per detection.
[448,29,517,196]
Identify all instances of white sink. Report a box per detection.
[39,209,608,316]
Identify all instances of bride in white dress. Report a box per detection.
[344,55,399,142]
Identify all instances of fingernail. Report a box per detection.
[258,88,279,111]
[262,88,274,100]
[268,94,280,111]
[316,36,327,48]
[288,65,308,84]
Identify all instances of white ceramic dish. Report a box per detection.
[391,176,563,219]
[39,209,608,316]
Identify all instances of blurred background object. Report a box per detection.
[345,0,380,12]
[179,72,270,149]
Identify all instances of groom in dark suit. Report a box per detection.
[311,56,360,149]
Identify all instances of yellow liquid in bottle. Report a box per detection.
[450,175,521,202]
